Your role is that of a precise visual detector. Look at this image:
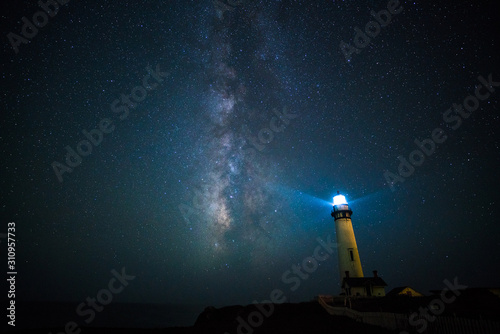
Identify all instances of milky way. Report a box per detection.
[179,0,300,266]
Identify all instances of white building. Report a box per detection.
[331,192,387,297]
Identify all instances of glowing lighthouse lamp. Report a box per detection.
[333,193,348,206]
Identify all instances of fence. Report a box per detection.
[317,296,500,334]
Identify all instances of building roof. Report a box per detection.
[386,286,423,297]
[342,277,387,288]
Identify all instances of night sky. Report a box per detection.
[1,0,499,310]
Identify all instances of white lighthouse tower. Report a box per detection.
[331,192,364,284]
[329,192,388,297]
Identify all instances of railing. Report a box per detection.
[317,296,500,334]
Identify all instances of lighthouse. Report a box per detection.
[331,192,387,297]
[331,192,364,283]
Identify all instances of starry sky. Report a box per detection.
[1,0,499,308]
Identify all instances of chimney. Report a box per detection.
[373,270,378,278]
[345,271,350,278]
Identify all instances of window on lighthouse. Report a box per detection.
[349,249,354,261]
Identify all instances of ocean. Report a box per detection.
[13,302,205,330]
